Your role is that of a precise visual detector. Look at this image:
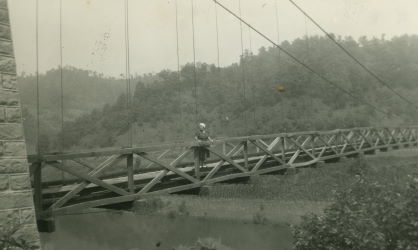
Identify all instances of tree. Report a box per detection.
[293,178,418,250]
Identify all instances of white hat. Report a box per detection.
[199,123,206,128]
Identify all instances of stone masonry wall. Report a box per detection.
[0,0,41,248]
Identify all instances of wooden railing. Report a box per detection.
[27,126,418,218]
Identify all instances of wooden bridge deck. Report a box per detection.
[27,127,418,221]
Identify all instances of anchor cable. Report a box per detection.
[212,0,394,118]
[288,0,418,111]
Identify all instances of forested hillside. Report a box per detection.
[20,35,418,153]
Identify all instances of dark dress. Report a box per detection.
[195,130,211,162]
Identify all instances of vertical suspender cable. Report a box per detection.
[274,0,281,53]
[124,0,133,147]
[248,26,256,131]
[247,27,252,53]
[274,0,283,132]
[191,0,198,124]
[303,15,314,117]
[214,0,227,137]
[59,0,64,151]
[175,0,181,76]
[175,0,183,140]
[304,16,310,61]
[238,0,248,134]
[214,2,220,69]
[35,0,40,154]
[59,0,65,182]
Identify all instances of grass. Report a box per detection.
[205,153,418,202]
[152,149,418,225]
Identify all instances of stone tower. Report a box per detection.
[0,0,41,248]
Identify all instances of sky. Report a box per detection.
[7,0,418,77]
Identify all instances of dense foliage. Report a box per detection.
[20,35,418,152]
[292,176,418,250]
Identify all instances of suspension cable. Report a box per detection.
[191,0,198,124]
[35,0,40,154]
[288,0,418,111]
[59,0,64,151]
[124,0,132,147]
[212,0,393,118]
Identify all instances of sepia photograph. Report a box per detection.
[0,0,417,249]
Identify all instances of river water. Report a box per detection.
[41,211,293,250]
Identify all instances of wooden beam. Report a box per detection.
[138,152,198,183]
[138,149,192,194]
[193,148,200,179]
[127,154,134,193]
[317,135,339,155]
[342,132,359,152]
[51,162,130,196]
[138,170,168,195]
[72,159,95,170]
[204,143,244,181]
[250,140,286,166]
[49,155,124,210]
[250,137,281,172]
[33,162,43,220]
[144,149,170,169]
[243,141,249,169]
[207,147,247,173]
[288,136,316,160]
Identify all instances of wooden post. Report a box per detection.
[243,141,248,169]
[61,160,66,185]
[311,135,315,157]
[33,161,43,220]
[127,154,134,193]
[222,142,226,155]
[193,147,200,179]
[281,137,286,162]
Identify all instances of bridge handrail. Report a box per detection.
[27,126,418,162]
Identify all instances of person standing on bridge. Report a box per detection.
[194,123,213,168]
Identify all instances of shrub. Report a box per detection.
[178,201,190,216]
[132,197,167,215]
[346,156,369,176]
[252,204,268,225]
[0,223,38,250]
[292,177,418,250]
[174,238,233,250]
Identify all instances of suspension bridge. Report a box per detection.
[28,126,418,221]
[7,0,417,234]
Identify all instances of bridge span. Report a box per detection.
[28,126,418,228]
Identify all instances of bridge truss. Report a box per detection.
[28,126,418,220]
